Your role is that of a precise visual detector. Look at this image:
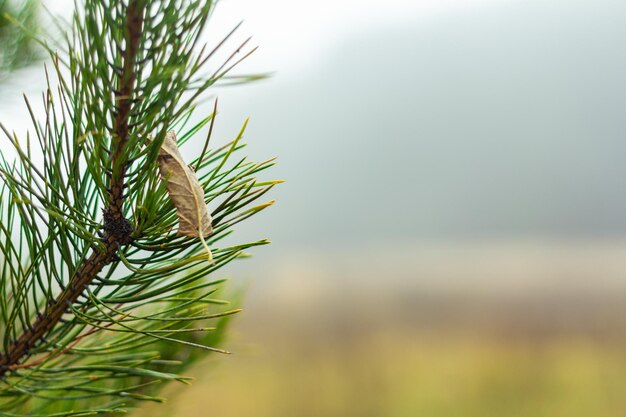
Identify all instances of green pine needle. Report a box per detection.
[0,1,276,415]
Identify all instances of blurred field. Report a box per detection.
[151,332,626,417]
[138,242,626,417]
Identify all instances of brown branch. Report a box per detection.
[7,308,124,372]
[0,1,145,377]
[108,0,144,223]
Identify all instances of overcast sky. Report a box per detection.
[6,0,626,251]
[44,0,506,72]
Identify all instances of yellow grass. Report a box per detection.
[137,243,626,416]
[138,327,626,417]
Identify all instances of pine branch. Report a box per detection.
[0,0,145,379]
[0,1,273,414]
[0,247,112,376]
[108,0,144,221]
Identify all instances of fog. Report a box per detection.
[4,3,626,415]
[4,0,626,284]
[209,0,626,247]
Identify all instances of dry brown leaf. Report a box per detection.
[156,131,213,239]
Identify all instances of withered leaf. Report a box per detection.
[157,131,213,238]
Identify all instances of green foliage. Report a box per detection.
[0,1,275,415]
[0,0,39,76]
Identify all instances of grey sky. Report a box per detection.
[4,0,626,249]
[210,0,626,247]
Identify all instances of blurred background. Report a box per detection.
[6,0,626,415]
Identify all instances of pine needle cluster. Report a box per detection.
[0,1,276,415]
[0,0,39,76]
